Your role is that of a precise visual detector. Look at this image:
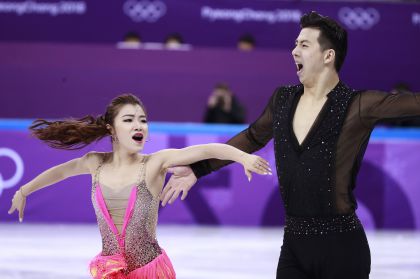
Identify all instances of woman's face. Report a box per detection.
[111,104,148,153]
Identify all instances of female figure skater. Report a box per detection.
[7,94,271,279]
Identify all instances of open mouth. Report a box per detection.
[296,63,303,72]
[132,133,144,143]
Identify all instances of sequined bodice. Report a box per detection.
[191,81,420,217]
[91,155,161,272]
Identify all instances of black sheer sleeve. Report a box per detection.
[191,88,278,178]
[359,90,420,127]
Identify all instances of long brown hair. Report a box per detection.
[30,94,146,150]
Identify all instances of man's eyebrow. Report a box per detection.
[295,39,310,44]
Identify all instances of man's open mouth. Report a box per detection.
[296,63,303,72]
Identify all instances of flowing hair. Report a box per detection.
[30,94,146,150]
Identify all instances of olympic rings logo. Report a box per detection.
[338,7,380,30]
[123,0,167,23]
[0,148,24,196]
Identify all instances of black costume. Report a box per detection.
[191,81,420,279]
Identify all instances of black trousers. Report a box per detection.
[276,229,371,279]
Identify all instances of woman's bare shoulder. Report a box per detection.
[82,151,110,172]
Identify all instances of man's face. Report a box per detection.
[292,28,327,85]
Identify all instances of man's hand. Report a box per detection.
[160,166,197,206]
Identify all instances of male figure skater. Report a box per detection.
[161,11,420,279]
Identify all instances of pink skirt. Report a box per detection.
[89,250,176,279]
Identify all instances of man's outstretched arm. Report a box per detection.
[359,89,420,127]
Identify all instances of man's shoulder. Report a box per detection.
[272,84,302,99]
[265,84,301,109]
[276,84,302,92]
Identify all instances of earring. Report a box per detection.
[111,134,119,143]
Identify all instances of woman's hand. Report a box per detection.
[8,188,27,222]
[240,154,272,181]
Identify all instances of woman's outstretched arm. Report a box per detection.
[154,143,272,180]
[8,152,98,222]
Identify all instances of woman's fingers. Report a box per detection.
[8,204,16,215]
[259,159,271,171]
[19,200,25,222]
[244,169,252,182]
[8,191,26,222]
[252,158,272,175]
[8,193,19,214]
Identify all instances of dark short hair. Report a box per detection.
[214,83,231,92]
[238,34,255,46]
[300,11,347,72]
[124,31,141,42]
[165,33,184,44]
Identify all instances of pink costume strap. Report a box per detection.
[95,184,137,248]
[93,154,147,249]
[121,186,137,237]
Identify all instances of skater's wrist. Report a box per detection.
[19,187,28,198]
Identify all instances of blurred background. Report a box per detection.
[0,0,420,278]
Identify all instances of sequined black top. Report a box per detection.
[192,81,420,217]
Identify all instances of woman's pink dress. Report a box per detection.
[89,155,176,279]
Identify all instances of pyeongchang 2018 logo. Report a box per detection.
[338,7,380,30]
[123,0,166,23]
[201,6,301,24]
[0,148,24,196]
[0,1,86,16]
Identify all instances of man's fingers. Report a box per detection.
[161,168,195,205]
[161,189,175,206]
[168,190,181,204]
[162,176,179,201]
[180,189,189,200]
[166,167,175,174]
[167,166,192,177]
[161,184,172,201]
